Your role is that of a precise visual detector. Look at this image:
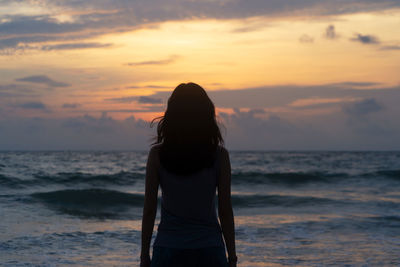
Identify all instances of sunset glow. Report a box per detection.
[1,1,400,149]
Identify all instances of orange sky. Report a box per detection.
[1,1,400,149]
[1,3,399,119]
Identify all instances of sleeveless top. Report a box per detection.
[153,147,225,249]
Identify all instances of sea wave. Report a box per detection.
[2,170,343,188]
[1,168,400,190]
[26,188,346,219]
[0,174,20,187]
[0,171,143,189]
[365,170,400,180]
[231,194,341,208]
[34,171,143,185]
[30,189,144,219]
[231,171,347,184]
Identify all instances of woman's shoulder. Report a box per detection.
[215,146,229,169]
[148,144,162,168]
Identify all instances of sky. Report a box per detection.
[0,0,400,150]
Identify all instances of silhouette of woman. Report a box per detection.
[140,83,237,267]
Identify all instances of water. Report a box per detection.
[1,151,400,266]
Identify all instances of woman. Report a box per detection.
[140,82,237,267]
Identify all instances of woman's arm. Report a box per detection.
[140,147,160,267]
[217,148,237,266]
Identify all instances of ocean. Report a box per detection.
[0,151,399,266]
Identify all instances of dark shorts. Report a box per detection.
[151,246,229,267]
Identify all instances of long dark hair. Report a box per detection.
[151,82,224,174]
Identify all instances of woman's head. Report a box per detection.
[152,82,224,174]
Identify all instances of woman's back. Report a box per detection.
[154,146,225,249]
[159,146,220,222]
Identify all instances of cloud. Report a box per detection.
[0,83,36,94]
[137,96,162,104]
[289,97,355,108]
[1,92,399,150]
[0,14,113,54]
[217,109,300,149]
[62,103,80,108]
[15,75,71,87]
[41,42,113,50]
[0,34,111,55]
[105,96,138,103]
[2,1,400,54]
[93,108,163,113]
[125,55,179,66]
[0,14,84,35]
[0,35,54,55]
[342,98,391,136]
[0,36,44,50]
[325,25,337,39]
[0,83,21,91]
[16,101,48,110]
[0,91,19,97]
[343,98,383,116]
[299,34,314,43]
[34,0,400,20]
[126,85,172,90]
[331,82,381,88]
[105,95,163,104]
[0,114,152,150]
[231,22,268,33]
[218,102,399,150]
[351,33,380,44]
[149,83,400,111]
[380,45,400,50]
